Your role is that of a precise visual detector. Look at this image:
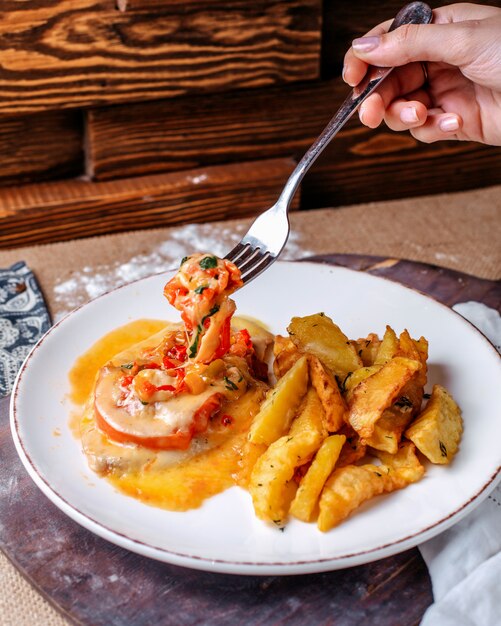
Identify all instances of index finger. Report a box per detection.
[343,19,392,87]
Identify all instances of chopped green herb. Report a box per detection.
[199,255,218,270]
[358,349,363,356]
[365,339,371,347]
[395,396,413,409]
[423,393,431,399]
[121,362,134,369]
[180,256,188,266]
[374,471,382,477]
[140,400,149,406]
[338,372,352,394]
[194,285,208,295]
[439,441,448,457]
[224,376,238,391]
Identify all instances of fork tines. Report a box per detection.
[225,242,274,283]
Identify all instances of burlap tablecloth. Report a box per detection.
[1,186,500,625]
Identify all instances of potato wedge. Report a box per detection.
[309,355,346,432]
[318,464,387,531]
[249,397,324,525]
[373,441,425,484]
[317,442,424,531]
[343,365,382,402]
[290,435,346,522]
[352,333,381,366]
[236,441,267,487]
[248,355,308,445]
[348,357,422,440]
[289,387,327,440]
[288,313,363,380]
[405,384,463,464]
[273,335,301,379]
[364,407,414,454]
[396,331,428,410]
[336,429,367,467]
[375,326,399,365]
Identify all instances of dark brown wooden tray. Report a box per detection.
[1,254,499,626]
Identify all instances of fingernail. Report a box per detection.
[352,36,380,52]
[342,65,348,83]
[439,116,459,132]
[359,106,366,125]
[401,106,419,124]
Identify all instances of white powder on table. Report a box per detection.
[53,223,314,321]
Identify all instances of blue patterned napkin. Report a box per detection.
[0,262,51,397]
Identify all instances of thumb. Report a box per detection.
[351,22,475,68]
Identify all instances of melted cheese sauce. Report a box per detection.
[69,319,265,511]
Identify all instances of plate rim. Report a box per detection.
[9,260,501,575]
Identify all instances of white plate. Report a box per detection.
[10,261,501,575]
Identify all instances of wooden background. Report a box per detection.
[1,0,500,248]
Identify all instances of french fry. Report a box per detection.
[248,355,308,445]
[273,335,301,379]
[236,440,267,487]
[364,407,413,454]
[336,426,367,467]
[405,384,463,464]
[364,333,429,453]
[289,387,327,440]
[308,355,346,432]
[373,441,425,484]
[317,442,424,531]
[318,464,388,531]
[375,326,399,365]
[245,314,460,534]
[343,365,381,402]
[352,333,381,366]
[396,331,428,408]
[249,388,324,525]
[348,357,422,440]
[287,313,363,380]
[290,434,346,522]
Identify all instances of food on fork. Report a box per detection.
[71,257,462,528]
[163,254,243,364]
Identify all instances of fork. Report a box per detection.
[225,1,432,284]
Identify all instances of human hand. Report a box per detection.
[343,3,501,145]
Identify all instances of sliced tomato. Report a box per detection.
[192,393,223,433]
[229,328,254,358]
[95,408,193,451]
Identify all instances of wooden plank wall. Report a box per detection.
[0,0,500,248]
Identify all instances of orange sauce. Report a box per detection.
[69,319,265,511]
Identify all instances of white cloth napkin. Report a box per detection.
[419,301,501,626]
